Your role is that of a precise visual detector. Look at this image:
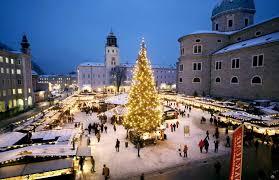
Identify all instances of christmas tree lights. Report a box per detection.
[123,39,162,134]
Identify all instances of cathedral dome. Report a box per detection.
[212,0,256,18]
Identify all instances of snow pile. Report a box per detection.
[105,93,128,105]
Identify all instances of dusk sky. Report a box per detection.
[1,0,279,74]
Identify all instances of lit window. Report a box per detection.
[11,59,14,64]
[16,69,21,74]
[231,58,240,69]
[251,76,262,85]
[28,88,31,93]
[193,45,202,54]
[5,57,9,63]
[231,77,239,84]
[11,69,14,74]
[6,68,9,74]
[192,77,201,83]
[252,55,264,67]
[3,90,6,96]
[0,56,3,62]
[0,67,3,73]
[12,89,16,95]
[18,89,23,94]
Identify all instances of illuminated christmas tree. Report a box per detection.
[123,39,162,135]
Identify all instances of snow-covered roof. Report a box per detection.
[0,144,76,164]
[214,32,279,54]
[105,93,128,105]
[188,30,235,36]
[31,129,77,144]
[121,63,176,69]
[79,62,104,67]
[0,132,26,148]
[0,159,73,179]
[32,70,38,76]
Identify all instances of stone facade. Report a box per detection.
[177,0,279,101]
[0,36,33,112]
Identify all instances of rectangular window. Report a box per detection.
[193,45,202,54]
[16,69,21,74]
[245,18,249,27]
[12,89,16,95]
[0,56,3,62]
[231,58,240,69]
[228,20,233,27]
[6,68,9,74]
[0,67,3,73]
[18,79,22,85]
[193,62,202,71]
[11,69,14,74]
[11,59,14,64]
[215,24,219,31]
[18,89,22,94]
[215,61,222,70]
[17,59,21,65]
[3,90,6,96]
[252,55,264,67]
[5,57,9,63]
[179,64,183,72]
[28,88,31,93]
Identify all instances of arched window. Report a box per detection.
[192,77,201,83]
[215,77,221,83]
[251,76,262,84]
[231,76,239,84]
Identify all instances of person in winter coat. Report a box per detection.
[104,125,108,133]
[170,124,173,132]
[115,139,120,152]
[113,124,116,132]
[102,164,110,180]
[176,121,179,128]
[198,139,204,153]
[178,147,182,157]
[226,135,230,147]
[96,132,101,142]
[183,144,188,158]
[206,130,210,140]
[214,140,219,153]
[91,156,96,172]
[204,138,209,153]
[173,124,176,131]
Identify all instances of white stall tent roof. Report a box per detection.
[31,129,77,144]
[0,132,26,148]
[0,158,73,179]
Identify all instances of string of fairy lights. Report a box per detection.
[123,39,162,133]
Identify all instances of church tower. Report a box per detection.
[105,31,120,85]
[211,0,256,32]
[21,34,31,55]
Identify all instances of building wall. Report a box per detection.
[0,51,33,112]
[177,33,229,96]
[211,42,279,100]
[212,11,255,32]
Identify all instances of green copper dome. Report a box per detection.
[212,0,256,18]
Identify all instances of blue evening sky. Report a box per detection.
[0,0,278,74]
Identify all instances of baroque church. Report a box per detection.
[77,32,176,93]
[177,0,279,100]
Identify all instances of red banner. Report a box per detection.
[229,125,244,180]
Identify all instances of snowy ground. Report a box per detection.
[74,103,231,180]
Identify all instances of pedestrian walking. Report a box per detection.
[104,125,108,133]
[79,157,84,171]
[176,121,179,128]
[115,139,120,152]
[214,140,219,153]
[102,164,110,180]
[226,135,230,147]
[173,124,176,131]
[137,142,141,157]
[206,130,210,140]
[91,156,96,173]
[178,147,182,157]
[113,124,116,132]
[87,137,91,146]
[204,138,209,153]
[170,124,173,132]
[183,144,188,158]
[198,139,204,153]
[96,132,101,142]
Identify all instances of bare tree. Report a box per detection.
[110,66,127,93]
